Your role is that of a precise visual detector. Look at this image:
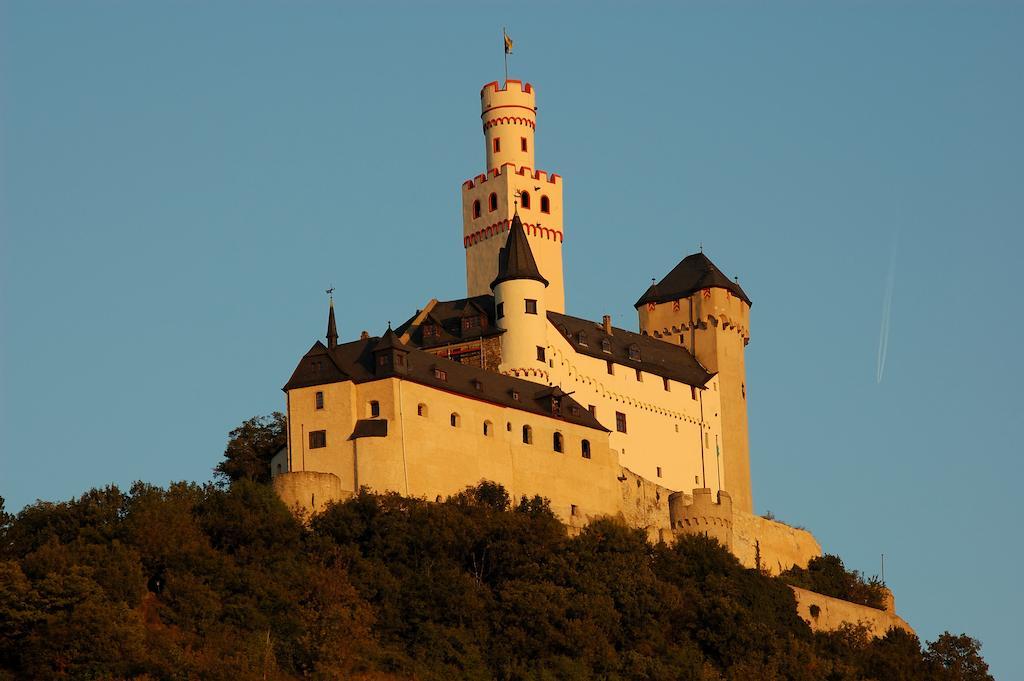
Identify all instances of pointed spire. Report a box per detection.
[490,213,549,289]
[326,291,339,349]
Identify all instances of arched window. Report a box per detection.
[553,432,564,453]
[473,200,481,218]
[483,420,493,437]
[450,413,461,428]
[522,424,533,444]
[581,439,591,459]
[540,195,550,213]
[417,403,428,417]
[520,191,531,209]
[369,401,380,418]
[489,192,498,212]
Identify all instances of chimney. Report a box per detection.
[602,315,612,335]
[360,330,370,340]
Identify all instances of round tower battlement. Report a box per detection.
[669,488,734,549]
[480,80,537,171]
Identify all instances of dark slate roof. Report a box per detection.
[374,326,406,352]
[634,252,751,308]
[394,295,503,349]
[491,213,549,289]
[547,311,714,388]
[283,335,609,433]
[351,419,388,439]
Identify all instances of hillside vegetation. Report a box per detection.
[0,481,991,680]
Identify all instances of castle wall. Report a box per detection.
[544,329,724,497]
[617,466,675,544]
[790,585,913,638]
[285,378,620,526]
[670,488,734,551]
[272,471,350,517]
[731,511,821,575]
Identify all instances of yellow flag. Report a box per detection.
[504,33,513,54]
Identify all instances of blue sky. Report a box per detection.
[2,1,1021,676]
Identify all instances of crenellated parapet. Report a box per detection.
[464,219,563,249]
[670,488,734,550]
[462,164,561,190]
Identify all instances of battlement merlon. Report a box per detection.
[462,165,562,190]
[480,80,536,111]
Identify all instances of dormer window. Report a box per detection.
[462,315,481,331]
[433,368,447,381]
[551,397,561,416]
[511,390,520,401]
[628,344,641,361]
[601,339,612,353]
[473,379,483,391]
[578,331,588,347]
[422,324,439,339]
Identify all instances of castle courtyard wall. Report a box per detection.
[790,585,913,638]
[732,511,822,575]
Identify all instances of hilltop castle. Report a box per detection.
[272,77,883,607]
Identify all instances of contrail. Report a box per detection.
[876,236,898,384]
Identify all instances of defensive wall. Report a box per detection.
[790,585,913,638]
[272,471,350,517]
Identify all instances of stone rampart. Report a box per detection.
[790,585,913,638]
[272,471,351,518]
[732,510,820,574]
[618,466,674,543]
[670,488,733,550]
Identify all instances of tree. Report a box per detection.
[925,632,994,681]
[214,413,286,484]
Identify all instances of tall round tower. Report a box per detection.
[462,80,565,313]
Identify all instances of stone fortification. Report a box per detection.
[790,585,912,638]
[272,471,350,517]
[732,511,822,575]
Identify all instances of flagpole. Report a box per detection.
[503,27,508,85]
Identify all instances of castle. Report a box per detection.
[270,77,911,635]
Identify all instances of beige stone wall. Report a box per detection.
[790,585,913,638]
[545,330,724,497]
[285,377,620,526]
[639,288,753,513]
[617,466,674,544]
[272,471,351,517]
[732,511,821,574]
[670,488,734,551]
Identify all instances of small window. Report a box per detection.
[540,195,550,213]
[742,383,746,399]
[493,137,501,153]
[536,346,546,362]
[422,324,439,339]
[588,405,596,417]
[635,368,642,381]
[656,466,662,478]
[570,504,578,516]
[615,411,627,433]
[522,425,533,444]
[417,403,427,417]
[450,413,461,428]
[309,430,326,449]
[462,315,480,331]
[276,463,282,473]
[473,200,481,219]
[315,391,324,409]
[473,379,483,391]
[571,405,580,417]
[483,420,493,436]
[369,401,380,418]
[521,137,528,152]
[520,190,531,209]
[434,368,448,381]
[551,397,561,416]
[690,386,697,400]
[581,439,591,459]
[496,302,504,319]
[525,299,537,314]
[506,422,512,431]
[628,344,641,361]
[663,377,670,391]
[606,360,614,375]
[553,432,564,453]
[578,331,588,347]
[512,390,520,401]
[489,192,498,212]
[601,339,612,353]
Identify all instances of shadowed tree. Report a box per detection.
[925,632,994,681]
[214,412,287,485]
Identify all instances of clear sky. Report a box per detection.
[2,1,1021,676]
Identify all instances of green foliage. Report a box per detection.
[0,480,990,680]
[214,412,287,485]
[780,554,888,609]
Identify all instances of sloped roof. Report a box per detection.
[394,294,503,349]
[491,213,549,289]
[548,311,714,388]
[634,252,751,308]
[283,334,608,432]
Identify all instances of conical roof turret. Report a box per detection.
[326,296,339,348]
[634,252,751,308]
[490,213,549,290]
